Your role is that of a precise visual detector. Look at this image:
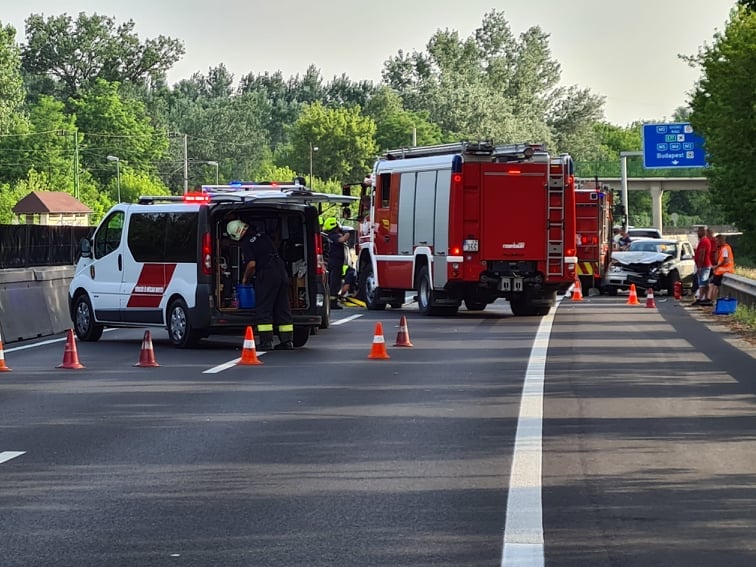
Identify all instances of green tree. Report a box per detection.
[70,79,169,185]
[688,6,756,250]
[363,87,442,151]
[287,102,378,183]
[0,22,25,132]
[21,12,184,101]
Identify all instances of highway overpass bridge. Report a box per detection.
[576,176,709,234]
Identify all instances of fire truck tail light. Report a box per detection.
[201,232,212,275]
[566,248,576,257]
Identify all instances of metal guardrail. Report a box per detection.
[721,273,756,310]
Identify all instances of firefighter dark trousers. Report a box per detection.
[255,256,293,348]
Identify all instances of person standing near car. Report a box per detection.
[704,233,735,306]
[227,219,294,350]
[617,228,632,251]
[323,217,350,310]
[692,225,713,305]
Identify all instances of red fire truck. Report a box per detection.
[574,183,614,293]
[349,141,577,316]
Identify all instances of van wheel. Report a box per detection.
[319,291,331,329]
[293,326,310,347]
[167,299,200,348]
[73,293,104,342]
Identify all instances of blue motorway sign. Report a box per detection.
[642,123,707,169]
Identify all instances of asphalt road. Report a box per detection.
[1,295,754,567]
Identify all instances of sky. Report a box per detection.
[1,0,737,126]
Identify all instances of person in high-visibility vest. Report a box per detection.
[704,233,735,306]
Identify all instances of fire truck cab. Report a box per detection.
[352,141,578,316]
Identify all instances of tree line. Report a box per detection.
[0,7,752,253]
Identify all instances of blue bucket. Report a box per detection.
[235,284,256,308]
[713,297,737,315]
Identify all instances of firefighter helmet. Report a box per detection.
[323,217,339,232]
[227,219,248,241]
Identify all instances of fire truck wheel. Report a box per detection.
[416,266,436,315]
[464,299,487,311]
[359,263,386,311]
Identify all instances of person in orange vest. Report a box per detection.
[702,233,735,306]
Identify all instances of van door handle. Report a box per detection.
[118,254,122,271]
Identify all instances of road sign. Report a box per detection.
[642,123,707,169]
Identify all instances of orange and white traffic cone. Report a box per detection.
[0,338,11,372]
[57,329,85,369]
[645,288,657,309]
[237,326,263,365]
[571,278,584,301]
[368,322,390,359]
[135,330,160,367]
[394,315,413,347]
[626,283,640,306]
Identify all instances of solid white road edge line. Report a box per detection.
[501,296,563,566]
[0,451,26,464]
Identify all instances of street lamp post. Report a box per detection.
[309,143,318,188]
[106,155,120,202]
[204,160,219,184]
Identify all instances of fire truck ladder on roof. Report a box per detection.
[547,157,567,278]
[384,141,495,160]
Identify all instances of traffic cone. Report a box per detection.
[134,330,160,367]
[57,329,85,369]
[0,338,11,372]
[368,322,390,359]
[645,288,657,309]
[626,284,640,305]
[237,326,263,366]
[394,315,413,347]
[571,278,584,301]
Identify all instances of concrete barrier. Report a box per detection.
[0,266,74,344]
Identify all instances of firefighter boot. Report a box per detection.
[274,329,294,350]
[256,331,274,351]
[330,296,343,310]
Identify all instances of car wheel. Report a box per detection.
[167,299,200,348]
[73,293,104,342]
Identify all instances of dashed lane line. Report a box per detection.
[0,451,26,464]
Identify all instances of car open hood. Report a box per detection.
[612,251,673,265]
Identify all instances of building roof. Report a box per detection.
[12,191,92,214]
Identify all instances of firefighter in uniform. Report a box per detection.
[323,217,350,310]
[227,219,294,350]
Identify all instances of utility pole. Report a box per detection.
[73,131,80,200]
[183,134,189,194]
[619,151,643,229]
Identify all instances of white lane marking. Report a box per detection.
[501,296,562,566]
[330,314,363,325]
[203,358,242,374]
[0,451,26,464]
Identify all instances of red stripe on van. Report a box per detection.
[127,264,177,308]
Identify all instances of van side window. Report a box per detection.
[380,173,390,208]
[94,211,125,258]
[128,212,198,263]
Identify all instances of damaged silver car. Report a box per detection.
[603,238,695,296]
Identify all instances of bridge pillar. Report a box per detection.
[650,184,664,234]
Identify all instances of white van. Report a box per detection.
[68,183,355,348]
